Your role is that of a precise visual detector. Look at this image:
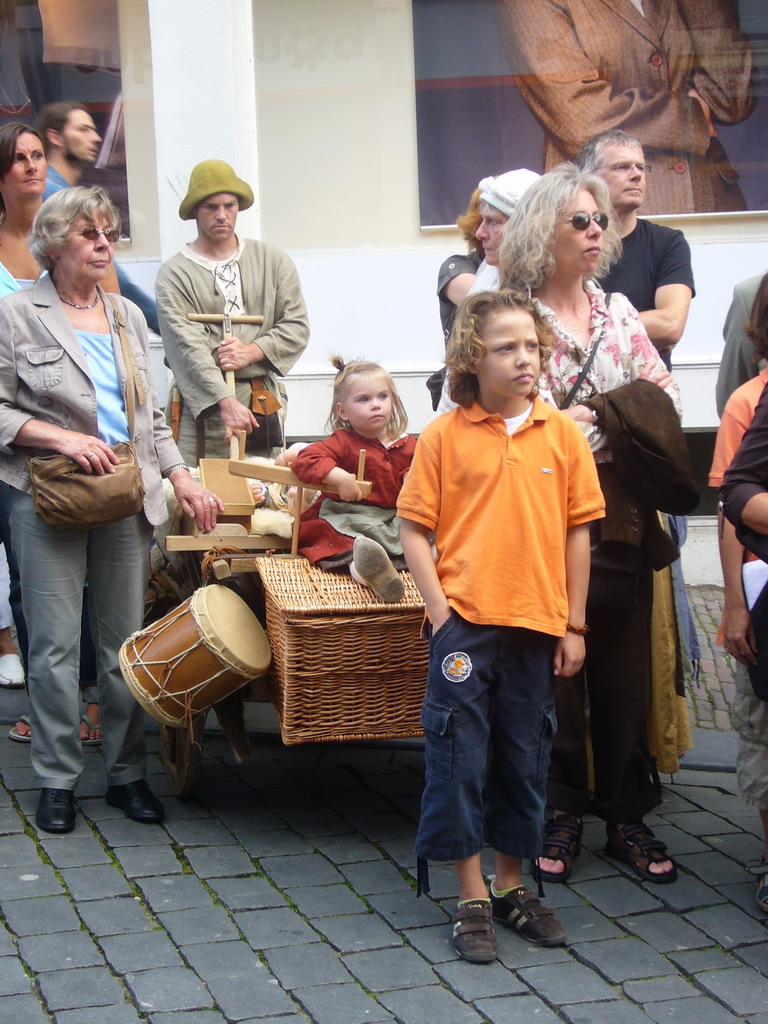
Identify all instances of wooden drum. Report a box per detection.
[119,585,271,727]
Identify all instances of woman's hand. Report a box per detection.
[169,469,225,531]
[638,360,674,392]
[55,433,120,475]
[561,404,595,424]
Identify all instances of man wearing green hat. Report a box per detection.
[155,160,309,462]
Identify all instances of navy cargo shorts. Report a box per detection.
[415,610,557,864]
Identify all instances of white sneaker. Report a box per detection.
[0,652,24,688]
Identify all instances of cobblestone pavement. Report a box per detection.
[688,585,736,733]
[2,585,768,1024]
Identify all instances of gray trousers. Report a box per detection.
[10,489,151,790]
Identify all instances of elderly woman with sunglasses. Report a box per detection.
[499,164,683,886]
[0,186,223,835]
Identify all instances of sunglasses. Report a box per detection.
[77,227,120,243]
[561,211,609,231]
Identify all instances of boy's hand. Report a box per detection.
[553,632,585,677]
[429,599,452,635]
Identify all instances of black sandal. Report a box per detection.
[534,814,582,883]
[604,822,678,884]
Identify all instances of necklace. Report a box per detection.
[58,293,98,310]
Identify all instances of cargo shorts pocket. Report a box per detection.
[537,707,557,782]
[421,697,454,782]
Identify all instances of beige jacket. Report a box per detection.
[0,275,181,526]
[497,0,756,214]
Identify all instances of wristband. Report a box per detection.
[566,622,589,635]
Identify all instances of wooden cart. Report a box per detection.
[155,458,428,796]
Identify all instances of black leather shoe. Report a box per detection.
[36,788,76,833]
[106,779,164,824]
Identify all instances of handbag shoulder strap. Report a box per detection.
[107,294,146,435]
[561,293,611,409]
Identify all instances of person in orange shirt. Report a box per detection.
[398,289,604,963]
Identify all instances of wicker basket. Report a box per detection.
[255,556,428,745]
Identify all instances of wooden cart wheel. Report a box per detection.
[159,710,207,797]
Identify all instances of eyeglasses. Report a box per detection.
[560,211,610,231]
[77,227,120,243]
[602,161,650,174]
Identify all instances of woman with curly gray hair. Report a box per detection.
[499,164,685,887]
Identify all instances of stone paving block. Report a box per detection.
[570,875,661,917]
[293,981,393,1024]
[38,835,112,869]
[124,965,215,1013]
[0,864,62,900]
[206,875,285,912]
[474,994,562,1024]
[277,808,350,838]
[566,848,624,883]
[617,910,710,952]
[572,935,675,984]
[623,976,700,1002]
[643,995,743,1023]
[99,930,184,973]
[18,930,103,972]
[715,880,766,921]
[92,816,173,847]
[376,984,483,1024]
[37,965,125,1011]
[310,832,385,865]
[0,993,49,1024]
[495,933,572,969]
[112,845,185,878]
[685,904,768,948]
[368,771,424,800]
[378,837,417,870]
[289,763,360,793]
[668,948,740,974]
[0,833,44,867]
[435,958,527,999]
[323,789,393,817]
[695,966,768,1015]
[237,828,314,859]
[366,890,448,930]
[1,894,80,936]
[340,859,410,894]
[342,946,436,992]
[676,851,745,887]
[560,1002,655,1023]
[705,830,765,863]
[77,896,154,937]
[402,924,456,964]
[309,911,402,953]
[556,904,623,943]
[286,882,368,918]
[0,928,13,956]
[647,824,714,856]
[661,811,740,837]
[518,961,619,1004]
[183,845,256,878]
[55,1005,144,1024]
[264,942,353,988]
[184,940,297,1019]
[146,1013,228,1024]
[0,807,24,834]
[163,818,237,847]
[137,874,214,913]
[259,852,344,888]
[0,952,31,995]
[59,863,132,901]
[345,812,416,842]
[157,905,239,946]
[651,873,727,913]
[236,906,321,950]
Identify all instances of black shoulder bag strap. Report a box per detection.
[561,293,611,409]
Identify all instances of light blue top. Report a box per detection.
[0,261,21,299]
[74,331,129,444]
[42,165,68,201]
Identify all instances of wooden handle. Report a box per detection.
[357,450,366,481]
[228,459,373,499]
[187,313,265,325]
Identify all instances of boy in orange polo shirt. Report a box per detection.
[398,290,604,963]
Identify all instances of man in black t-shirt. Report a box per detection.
[578,130,695,370]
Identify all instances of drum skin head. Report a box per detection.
[191,585,271,676]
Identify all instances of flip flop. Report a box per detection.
[81,713,101,747]
[8,715,32,743]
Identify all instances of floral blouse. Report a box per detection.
[536,281,682,452]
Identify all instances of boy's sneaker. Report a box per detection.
[490,884,567,947]
[746,856,768,912]
[452,899,498,963]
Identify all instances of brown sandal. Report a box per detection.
[534,814,582,883]
[604,822,678,884]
